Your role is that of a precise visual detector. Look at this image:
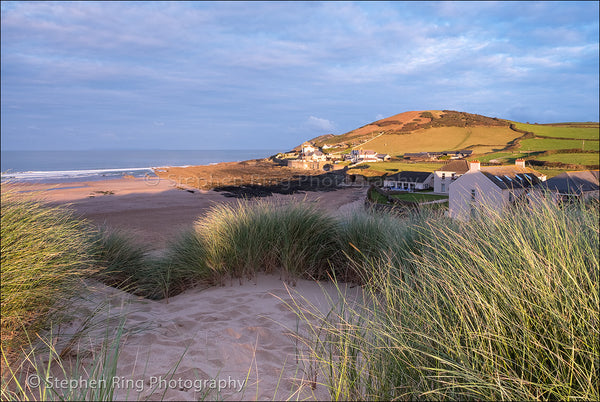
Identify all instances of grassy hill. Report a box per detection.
[309,110,514,153]
[300,110,598,174]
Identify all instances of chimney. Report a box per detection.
[469,160,480,172]
[515,159,526,168]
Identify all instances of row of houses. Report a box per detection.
[380,159,599,220]
[403,150,473,161]
[288,143,391,167]
[449,162,598,220]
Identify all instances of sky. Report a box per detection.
[1,1,598,151]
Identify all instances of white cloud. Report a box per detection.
[306,116,335,132]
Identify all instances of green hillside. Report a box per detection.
[300,110,598,173]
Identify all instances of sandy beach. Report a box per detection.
[9,176,368,400]
[11,177,367,252]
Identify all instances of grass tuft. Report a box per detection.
[297,197,599,400]
[1,186,93,355]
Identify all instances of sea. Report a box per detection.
[1,149,281,183]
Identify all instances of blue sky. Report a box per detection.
[1,1,598,151]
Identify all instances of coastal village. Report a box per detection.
[271,139,599,220]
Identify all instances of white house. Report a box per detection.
[303,150,327,162]
[301,142,317,155]
[351,149,378,163]
[433,160,470,193]
[383,171,434,191]
[449,159,547,220]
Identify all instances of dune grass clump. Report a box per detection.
[168,199,342,284]
[90,228,149,293]
[91,228,206,300]
[162,200,451,292]
[1,187,93,355]
[301,198,599,400]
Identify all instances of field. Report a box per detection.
[358,126,521,157]
[475,152,530,163]
[390,192,448,202]
[512,122,600,139]
[535,153,600,165]
[353,161,442,173]
[507,122,599,169]
[519,138,598,152]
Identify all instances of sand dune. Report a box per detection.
[10,177,368,400]
[60,274,362,401]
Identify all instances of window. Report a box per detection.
[441,183,446,192]
[441,173,446,180]
[471,189,476,200]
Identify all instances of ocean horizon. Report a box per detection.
[1,149,281,182]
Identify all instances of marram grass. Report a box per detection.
[1,187,94,355]
[185,199,342,282]
[3,181,598,401]
[1,320,126,401]
[297,197,599,401]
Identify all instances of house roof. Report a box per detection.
[386,171,433,183]
[437,160,470,174]
[479,166,545,190]
[537,170,599,194]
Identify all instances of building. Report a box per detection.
[350,150,390,163]
[449,150,473,159]
[287,159,331,170]
[301,142,317,156]
[383,171,434,191]
[448,159,547,220]
[433,160,470,193]
[351,149,378,163]
[403,152,435,161]
[303,150,327,162]
[534,170,599,201]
